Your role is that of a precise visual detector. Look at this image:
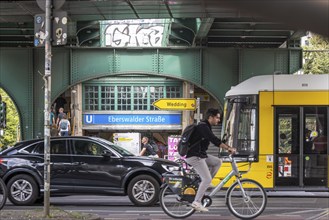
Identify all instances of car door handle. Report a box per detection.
[72,162,87,165]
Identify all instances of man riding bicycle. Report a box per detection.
[186,108,236,212]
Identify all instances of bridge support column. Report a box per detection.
[71,84,83,136]
[182,81,195,130]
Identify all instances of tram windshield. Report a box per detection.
[222,95,258,158]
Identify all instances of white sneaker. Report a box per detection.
[191,201,209,212]
[209,182,217,188]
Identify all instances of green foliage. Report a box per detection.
[0,88,20,150]
[302,34,329,74]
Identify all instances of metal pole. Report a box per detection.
[44,0,52,217]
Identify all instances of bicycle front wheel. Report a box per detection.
[159,184,195,219]
[0,178,8,210]
[226,179,267,219]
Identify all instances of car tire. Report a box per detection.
[127,175,160,206]
[34,197,44,205]
[7,174,39,206]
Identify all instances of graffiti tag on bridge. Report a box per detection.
[101,19,167,47]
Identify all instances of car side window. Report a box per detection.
[72,140,109,156]
[21,142,42,154]
[28,140,67,155]
[33,142,44,154]
[50,140,68,154]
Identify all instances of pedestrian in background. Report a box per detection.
[139,136,159,158]
[58,113,70,137]
[50,106,58,136]
[56,107,65,128]
[54,94,67,114]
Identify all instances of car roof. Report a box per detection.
[0,136,106,154]
[21,136,100,142]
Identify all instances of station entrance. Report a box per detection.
[51,75,222,159]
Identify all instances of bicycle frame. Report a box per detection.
[160,155,267,219]
[208,155,251,197]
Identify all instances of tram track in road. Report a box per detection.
[304,209,329,220]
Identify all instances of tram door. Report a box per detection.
[275,107,328,187]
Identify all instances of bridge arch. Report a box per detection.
[0,86,21,145]
[54,72,221,141]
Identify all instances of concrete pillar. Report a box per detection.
[71,84,83,136]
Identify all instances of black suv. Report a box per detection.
[0,136,179,206]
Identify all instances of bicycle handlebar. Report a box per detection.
[219,151,256,162]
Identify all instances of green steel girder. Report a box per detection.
[0,47,302,140]
[195,18,215,45]
[0,48,33,139]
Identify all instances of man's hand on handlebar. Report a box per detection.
[227,146,236,154]
[219,143,236,154]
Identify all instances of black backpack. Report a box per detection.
[178,123,203,156]
[149,140,159,153]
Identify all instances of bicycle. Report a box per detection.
[0,177,7,210]
[160,153,267,219]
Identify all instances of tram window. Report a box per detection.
[304,107,327,154]
[223,95,258,156]
[278,117,293,154]
[237,108,256,152]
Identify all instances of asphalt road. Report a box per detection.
[2,195,329,220]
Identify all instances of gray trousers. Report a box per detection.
[185,154,222,203]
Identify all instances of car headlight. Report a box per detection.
[161,164,181,172]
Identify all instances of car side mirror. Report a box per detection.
[102,150,112,158]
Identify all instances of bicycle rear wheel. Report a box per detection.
[159,184,195,219]
[0,178,7,210]
[226,179,267,219]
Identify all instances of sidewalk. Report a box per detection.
[0,207,103,220]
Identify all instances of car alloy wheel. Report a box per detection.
[11,179,33,202]
[127,175,159,206]
[7,174,38,206]
[132,179,155,203]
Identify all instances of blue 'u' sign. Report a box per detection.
[83,114,181,125]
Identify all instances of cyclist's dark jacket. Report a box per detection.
[186,120,222,158]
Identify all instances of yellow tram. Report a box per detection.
[214,74,329,190]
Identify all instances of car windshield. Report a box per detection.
[92,137,135,156]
